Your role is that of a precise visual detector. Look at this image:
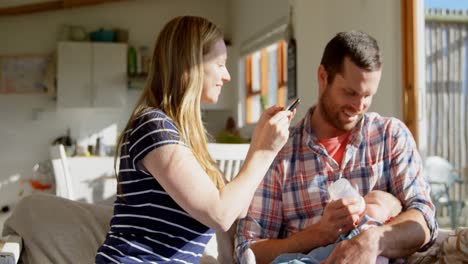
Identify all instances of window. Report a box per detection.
[404,0,468,228]
[244,40,287,124]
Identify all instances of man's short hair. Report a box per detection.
[320,31,382,84]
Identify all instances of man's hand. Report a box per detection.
[317,197,363,244]
[322,230,380,264]
[249,196,365,264]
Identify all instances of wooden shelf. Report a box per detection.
[0,0,122,16]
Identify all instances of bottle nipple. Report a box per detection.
[329,178,358,200]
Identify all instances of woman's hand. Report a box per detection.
[249,106,295,153]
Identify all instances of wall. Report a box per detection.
[230,0,402,135]
[0,0,229,205]
[0,0,404,206]
[293,0,402,120]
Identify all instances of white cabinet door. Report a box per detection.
[57,42,127,108]
[57,42,93,107]
[92,43,127,107]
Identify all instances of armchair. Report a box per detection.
[424,156,465,229]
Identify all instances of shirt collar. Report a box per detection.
[302,106,366,151]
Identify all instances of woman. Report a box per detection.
[96,16,293,263]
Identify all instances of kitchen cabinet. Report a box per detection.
[57,42,127,108]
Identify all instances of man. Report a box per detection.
[235,31,437,264]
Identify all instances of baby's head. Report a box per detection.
[363,190,402,223]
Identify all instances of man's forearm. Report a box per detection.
[370,209,432,258]
[250,223,332,264]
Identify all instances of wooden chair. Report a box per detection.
[49,144,116,204]
[49,144,75,200]
[207,143,250,182]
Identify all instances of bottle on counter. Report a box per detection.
[128,46,137,77]
[95,137,106,156]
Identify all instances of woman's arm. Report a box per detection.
[142,106,292,231]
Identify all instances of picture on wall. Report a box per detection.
[0,55,51,94]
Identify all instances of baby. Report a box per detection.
[271,190,402,264]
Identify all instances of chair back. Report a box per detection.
[49,144,116,204]
[49,144,75,200]
[425,156,459,183]
[207,143,250,182]
[205,143,249,264]
[425,156,460,201]
[424,155,465,229]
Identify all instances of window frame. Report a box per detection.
[244,40,287,124]
[401,0,420,144]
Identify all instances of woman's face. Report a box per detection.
[201,39,231,104]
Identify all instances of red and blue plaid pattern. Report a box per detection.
[235,108,437,260]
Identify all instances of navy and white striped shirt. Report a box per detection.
[96,109,214,264]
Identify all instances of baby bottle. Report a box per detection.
[328,178,365,214]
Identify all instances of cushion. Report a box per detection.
[2,194,235,264]
[3,194,112,264]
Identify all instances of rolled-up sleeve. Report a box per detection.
[235,158,285,262]
[388,118,438,250]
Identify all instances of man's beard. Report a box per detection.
[319,87,362,132]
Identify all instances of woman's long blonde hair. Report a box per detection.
[116,16,224,189]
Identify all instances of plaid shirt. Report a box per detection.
[235,108,438,261]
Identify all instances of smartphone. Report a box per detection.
[286,98,301,111]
